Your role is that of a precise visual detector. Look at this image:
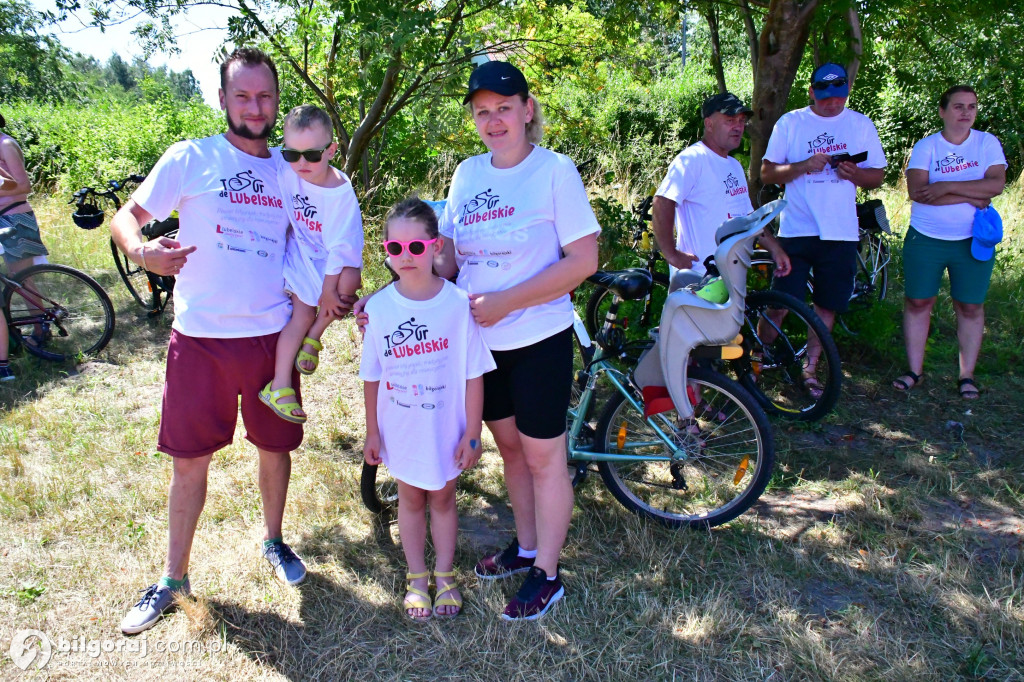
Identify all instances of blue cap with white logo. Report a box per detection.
[811,62,850,99]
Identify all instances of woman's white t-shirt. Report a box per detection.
[359,281,495,490]
[764,106,886,241]
[440,146,601,350]
[133,134,292,337]
[907,130,1007,240]
[278,167,364,306]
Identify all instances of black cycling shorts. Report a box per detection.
[772,236,858,313]
[482,327,573,440]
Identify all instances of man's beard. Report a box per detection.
[226,112,274,140]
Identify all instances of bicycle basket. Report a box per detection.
[857,199,890,234]
[72,203,105,230]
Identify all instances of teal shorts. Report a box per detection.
[902,226,994,304]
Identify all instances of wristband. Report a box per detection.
[139,244,148,271]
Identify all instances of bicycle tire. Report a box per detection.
[734,290,842,421]
[110,237,149,308]
[583,270,669,340]
[5,264,116,362]
[838,233,889,335]
[360,462,399,514]
[594,366,774,529]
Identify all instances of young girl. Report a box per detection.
[360,198,495,620]
[259,105,364,423]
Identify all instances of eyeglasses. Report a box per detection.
[812,77,848,91]
[382,238,437,257]
[281,144,331,163]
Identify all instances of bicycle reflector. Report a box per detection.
[72,203,105,230]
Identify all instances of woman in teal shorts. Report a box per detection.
[896,85,1006,398]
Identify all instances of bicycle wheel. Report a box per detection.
[4,264,116,362]
[583,270,668,341]
[594,366,774,529]
[839,233,889,335]
[360,462,398,514]
[734,290,841,421]
[111,237,149,308]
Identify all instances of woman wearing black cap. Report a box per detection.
[0,112,51,380]
[433,60,600,620]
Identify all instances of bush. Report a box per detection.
[3,89,221,193]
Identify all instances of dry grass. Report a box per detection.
[1,193,1022,680]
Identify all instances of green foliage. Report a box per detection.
[0,0,77,102]
[3,95,221,192]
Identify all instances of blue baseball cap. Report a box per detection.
[971,206,1003,261]
[811,63,850,99]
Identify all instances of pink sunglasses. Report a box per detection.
[382,238,437,257]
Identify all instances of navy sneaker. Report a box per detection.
[474,537,535,580]
[120,579,191,635]
[0,365,14,382]
[263,540,307,585]
[501,566,565,621]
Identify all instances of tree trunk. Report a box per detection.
[738,0,759,78]
[845,5,863,90]
[702,5,728,94]
[747,0,820,202]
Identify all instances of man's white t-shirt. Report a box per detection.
[907,130,1007,240]
[133,134,291,337]
[764,106,886,241]
[359,281,495,490]
[655,141,754,274]
[440,146,601,351]
[278,167,364,306]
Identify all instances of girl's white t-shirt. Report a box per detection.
[359,281,495,491]
[278,166,364,305]
[907,130,1007,240]
[655,141,754,274]
[133,134,292,337]
[440,146,601,350]
[764,106,886,241]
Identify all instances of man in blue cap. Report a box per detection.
[760,62,886,397]
[652,92,790,278]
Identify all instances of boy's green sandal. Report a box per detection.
[295,337,323,375]
[432,570,462,618]
[259,382,307,424]
[404,571,432,622]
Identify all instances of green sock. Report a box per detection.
[263,537,283,550]
[159,574,188,590]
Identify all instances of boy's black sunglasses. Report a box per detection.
[281,144,331,163]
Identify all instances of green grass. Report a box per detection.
[0,190,1022,680]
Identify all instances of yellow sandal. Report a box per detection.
[258,382,307,424]
[295,337,323,376]
[404,571,432,622]
[432,570,462,618]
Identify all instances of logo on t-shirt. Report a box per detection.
[218,170,284,209]
[722,173,748,197]
[460,189,516,226]
[382,317,450,359]
[290,194,323,232]
[934,152,978,174]
[806,132,847,155]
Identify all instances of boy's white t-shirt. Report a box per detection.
[132,134,292,337]
[440,146,601,350]
[764,106,886,241]
[907,130,1007,240]
[655,141,754,274]
[278,166,364,306]
[359,281,495,490]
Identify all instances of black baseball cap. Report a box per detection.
[701,92,753,119]
[463,60,530,105]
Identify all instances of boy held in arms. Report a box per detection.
[260,104,363,423]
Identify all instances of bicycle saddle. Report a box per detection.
[587,268,653,301]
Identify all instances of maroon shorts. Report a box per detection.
[157,330,303,458]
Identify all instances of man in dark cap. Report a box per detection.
[652,92,790,277]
